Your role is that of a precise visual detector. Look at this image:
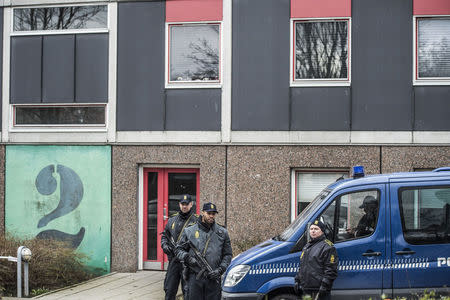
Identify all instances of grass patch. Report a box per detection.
[0,233,96,297]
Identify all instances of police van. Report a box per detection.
[222,167,450,300]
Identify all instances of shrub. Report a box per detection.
[0,233,95,297]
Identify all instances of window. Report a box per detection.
[9,4,110,130]
[292,19,350,86]
[415,17,450,84]
[294,170,348,217]
[319,190,380,242]
[13,104,106,126]
[399,186,450,245]
[13,5,108,33]
[167,23,221,87]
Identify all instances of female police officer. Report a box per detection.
[294,220,338,300]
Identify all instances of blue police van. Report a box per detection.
[222,167,450,300]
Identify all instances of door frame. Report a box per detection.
[138,164,200,270]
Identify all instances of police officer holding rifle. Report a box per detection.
[175,202,232,300]
[161,194,198,300]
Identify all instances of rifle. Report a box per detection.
[162,231,190,291]
[187,240,220,284]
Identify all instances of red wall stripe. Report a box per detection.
[166,0,223,22]
[414,0,450,15]
[291,0,351,18]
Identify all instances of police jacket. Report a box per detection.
[175,219,232,274]
[296,234,338,291]
[355,212,377,237]
[161,210,198,260]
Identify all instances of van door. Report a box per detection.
[316,185,388,299]
[389,180,450,296]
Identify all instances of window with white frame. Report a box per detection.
[292,19,350,85]
[13,104,106,126]
[415,17,450,83]
[294,170,349,217]
[13,5,108,32]
[167,23,221,86]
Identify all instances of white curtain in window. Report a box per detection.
[296,172,347,203]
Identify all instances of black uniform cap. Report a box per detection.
[359,195,377,209]
[180,194,192,204]
[202,202,218,213]
[311,219,326,232]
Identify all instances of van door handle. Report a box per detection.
[395,250,416,255]
[362,251,381,257]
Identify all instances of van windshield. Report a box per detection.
[277,188,331,241]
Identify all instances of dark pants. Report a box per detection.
[164,259,187,300]
[187,273,221,300]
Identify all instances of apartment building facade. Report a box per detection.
[0,0,449,272]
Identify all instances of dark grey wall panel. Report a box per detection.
[291,88,351,130]
[76,34,108,103]
[351,0,413,130]
[414,86,450,130]
[0,8,3,125]
[10,36,42,103]
[117,2,165,131]
[232,0,290,130]
[165,89,221,131]
[42,35,75,103]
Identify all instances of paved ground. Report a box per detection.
[32,271,181,300]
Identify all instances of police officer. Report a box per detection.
[354,195,378,237]
[294,220,338,300]
[161,194,198,300]
[175,202,232,300]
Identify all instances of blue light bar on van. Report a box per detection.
[353,166,365,178]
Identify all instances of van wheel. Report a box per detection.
[270,294,299,300]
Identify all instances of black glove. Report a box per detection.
[207,268,222,281]
[318,285,328,297]
[162,244,173,255]
[186,255,198,267]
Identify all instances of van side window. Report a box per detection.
[320,190,380,243]
[399,186,450,245]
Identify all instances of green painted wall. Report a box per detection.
[5,145,111,273]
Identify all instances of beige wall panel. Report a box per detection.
[226,146,381,244]
[382,146,450,173]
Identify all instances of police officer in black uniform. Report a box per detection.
[354,195,378,237]
[161,194,198,300]
[294,220,338,300]
[175,202,232,300]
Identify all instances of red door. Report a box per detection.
[143,168,200,270]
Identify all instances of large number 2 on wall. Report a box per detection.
[35,164,85,248]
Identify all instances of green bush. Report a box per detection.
[0,233,95,297]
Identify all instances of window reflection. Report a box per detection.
[14,5,107,31]
[15,105,106,125]
[417,18,450,78]
[169,24,220,82]
[295,20,348,80]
